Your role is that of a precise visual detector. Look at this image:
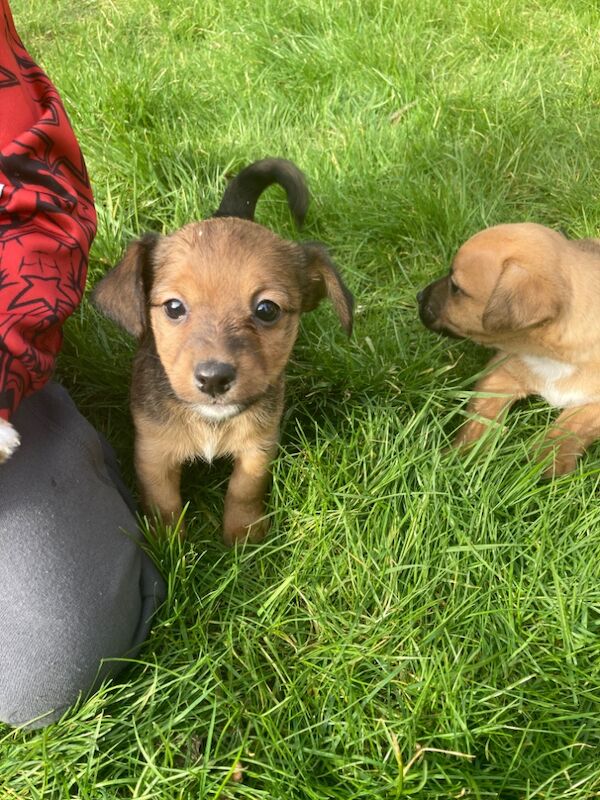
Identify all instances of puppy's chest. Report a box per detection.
[194,426,222,463]
[185,421,233,463]
[182,414,257,464]
[520,355,596,408]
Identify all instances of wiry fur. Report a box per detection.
[93,158,353,543]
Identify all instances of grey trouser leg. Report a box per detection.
[0,383,165,729]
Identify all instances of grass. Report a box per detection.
[3,0,600,797]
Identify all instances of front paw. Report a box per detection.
[0,419,20,464]
[223,501,270,547]
[539,443,579,480]
[142,503,186,538]
[453,419,488,449]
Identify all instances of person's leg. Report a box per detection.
[0,383,164,729]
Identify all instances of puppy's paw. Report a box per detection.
[453,420,488,449]
[540,451,579,480]
[537,427,585,479]
[0,419,20,463]
[159,507,186,539]
[140,503,186,538]
[223,502,270,547]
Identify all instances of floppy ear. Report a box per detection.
[91,233,159,338]
[300,242,354,335]
[482,259,563,333]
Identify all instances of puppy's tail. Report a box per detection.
[213,158,309,227]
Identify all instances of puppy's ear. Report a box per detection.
[482,259,563,333]
[91,233,159,338]
[300,242,354,336]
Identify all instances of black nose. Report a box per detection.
[195,361,236,397]
[417,284,438,327]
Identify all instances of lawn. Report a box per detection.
[2,0,600,797]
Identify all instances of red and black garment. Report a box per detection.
[0,0,96,421]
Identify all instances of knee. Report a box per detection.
[0,597,137,729]
[0,546,165,729]
[0,383,164,728]
[0,521,163,729]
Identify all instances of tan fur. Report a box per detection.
[418,222,600,476]
[93,216,352,543]
[148,223,303,408]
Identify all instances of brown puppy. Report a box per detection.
[418,222,600,476]
[93,158,353,543]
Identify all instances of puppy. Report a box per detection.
[93,158,353,544]
[418,222,600,477]
[0,418,19,463]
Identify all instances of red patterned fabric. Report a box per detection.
[0,0,96,420]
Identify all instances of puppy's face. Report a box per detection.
[93,218,353,420]
[418,223,567,346]
[150,221,305,418]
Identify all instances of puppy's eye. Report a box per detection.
[254,299,281,324]
[163,299,187,320]
[450,279,461,295]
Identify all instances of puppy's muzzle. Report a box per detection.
[195,360,237,397]
[417,277,462,339]
[417,281,442,329]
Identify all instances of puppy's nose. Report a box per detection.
[195,361,236,397]
[417,284,439,327]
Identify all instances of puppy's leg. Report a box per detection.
[540,402,600,478]
[134,421,183,529]
[223,442,278,546]
[136,452,183,526]
[455,357,529,448]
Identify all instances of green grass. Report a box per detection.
[3,0,600,797]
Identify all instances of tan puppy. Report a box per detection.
[418,222,600,476]
[93,158,353,544]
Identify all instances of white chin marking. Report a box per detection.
[0,420,20,462]
[192,403,242,422]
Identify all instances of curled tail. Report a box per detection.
[213,157,309,227]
